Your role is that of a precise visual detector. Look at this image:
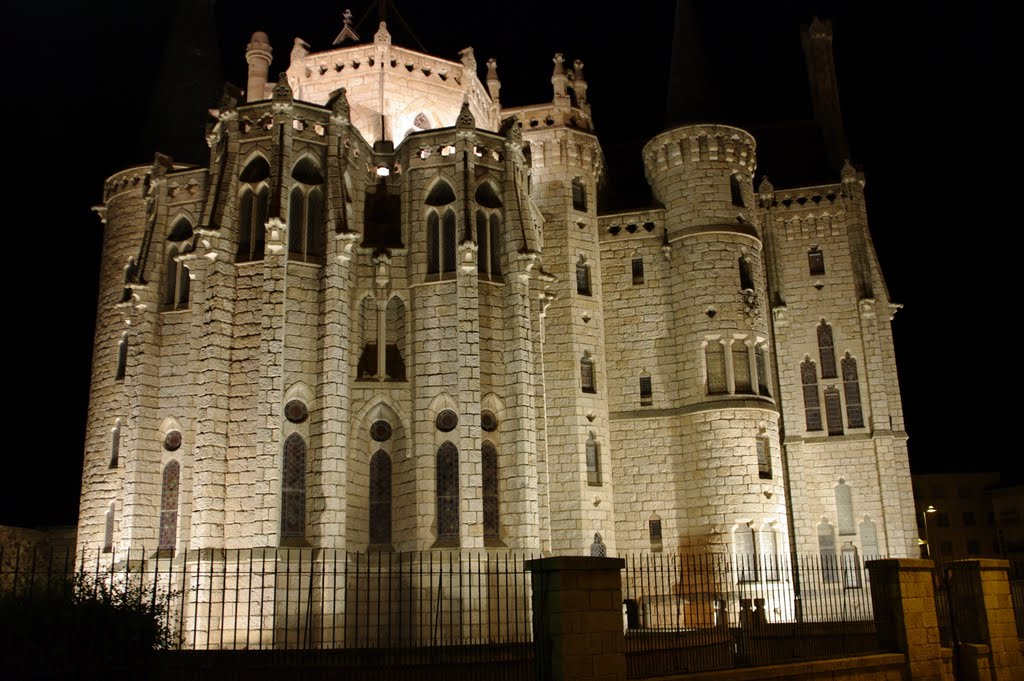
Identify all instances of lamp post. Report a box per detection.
[921,505,938,558]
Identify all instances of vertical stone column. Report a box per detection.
[526,557,627,681]
[867,558,953,681]
[948,559,1023,679]
[259,218,288,543]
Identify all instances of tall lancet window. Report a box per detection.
[287,158,325,263]
[369,450,392,546]
[475,183,503,278]
[436,442,460,544]
[426,181,456,276]
[163,218,193,310]
[158,461,180,552]
[842,353,865,428]
[801,358,822,431]
[281,433,307,539]
[237,156,271,262]
[817,320,837,378]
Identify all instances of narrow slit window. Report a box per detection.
[436,442,460,543]
[739,255,754,291]
[103,503,115,553]
[281,433,307,539]
[158,461,180,552]
[369,450,392,545]
[755,345,771,397]
[581,352,596,393]
[585,434,601,486]
[115,333,128,381]
[427,212,439,274]
[110,420,121,468]
[572,177,587,211]
[639,375,653,406]
[756,438,772,479]
[631,257,644,285]
[730,174,745,207]
[482,442,499,540]
[442,211,457,273]
[808,246,825,276]
[576,256,591,296]
[824,386,844,435]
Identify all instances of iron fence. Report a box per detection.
[1,545,537,679]
[1010,560,1024,640]
[620,553,881,677]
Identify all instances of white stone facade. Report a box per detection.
[78,22,916,568]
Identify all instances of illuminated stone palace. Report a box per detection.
[78,14,916,568]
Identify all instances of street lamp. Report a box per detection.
[921,505,938,558]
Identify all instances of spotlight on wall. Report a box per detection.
[376,165,391,177]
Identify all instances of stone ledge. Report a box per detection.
[641,653,906,681]
[526,556,625,573]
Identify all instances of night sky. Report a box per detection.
[4,1,1015,528]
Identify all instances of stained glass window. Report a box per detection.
[581,353,596,393]
[842,353,864,428]
[482,442,499,540]
[801,359,822,431]
[706,343,726,395]
[369,450,392,545]
[281,434,306,538]
[590,533,606,557]
[481,410,498,432]
[164,430,182,452]
[817,321,837,378]
[159,461,180,551]
[436,442,460,542]
[285,400,308,424]
[733,343,752,394]
[824,387,844,436]
[436,410,459,432]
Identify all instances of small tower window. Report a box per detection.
[585,433,601,486]
[115,332,128,381]
[103,503,115,553]
[572,177,587,211]
[436,442,460,544]
[580,351,596,393]
[755,345,771,397]
[733,342,752,394]
[705,342,727,395]
[842,353,864,428]
[756,438,772,479]
[576,256,591,296]
[801,358,822,431]
[237,157,271,263]
[817,320,837,378]
[738,255,754,291]
[631,257,645,285]
[281,433,307,539]
[369,450,392,546]
[824,386,844,436]
[639,373,653,406]
[649,513,663,552]
[808,246,825,276]
[163,218,193,310]
[110,420,121,468]
[730,174,745,207]
[158,460,180,552]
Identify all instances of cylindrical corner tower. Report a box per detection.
[643,124,788,555]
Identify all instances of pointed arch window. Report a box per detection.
[288,158,325,263]
[576,256,591,296]
[426,182,456,277]
[281,433,307,539]
[369,450,392,546]
[436,442,460,544]
[801,359,822,431]
[817,321,837,378]
[580,351,596,393]
[115,332,128,381]
[572,177,587,211]
[158,461,180,552]
[706,342,727,395]
[163,218,193,310]
[808,246,825,276]
[482,442,499,541]
[237,157,271,262]
[585,433,601,486]
[842,353,864,428]
[475,185,503,280]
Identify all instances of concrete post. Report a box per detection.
[526,556,626,681]
[866,558,953,681]
[947,559,1023,681]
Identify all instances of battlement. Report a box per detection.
[758,182,843,210]
[404,128,508,172]
[103,164,203,203]
[501,102,594,134]
[598,208,664,242]
[643,124,757,176]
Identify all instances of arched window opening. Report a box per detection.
[755,345,771,397]
[475,182,502,209]
[426,212,440,275]
[756,438,772,480]
[733,342,752,394]
[632,257,645,285]
[817,520,838,583]
[580,351,596,394]
[842,353,864,428]
[426,181,456,207]
[158,461,180,552]
[482,442,499,542]
[639,373,653,406]
[738,255,754,291]
[436,442,460,544]
[115,333,128,381]
[237,158,271,262]
[835,479,856,536]
[103,503,115,553]
[442,211,457,272]
[576,256,591,296]
[817,321,837,378]
[808,246,825,276]
[706,342,727,395]
[730,174,745,207]
[585,432,601,486]
[824,387,844,436]
[572,177,587,211]
[110,420,121,468]
[281,433,307,539]
[801,359,822,431]
[163,218,194,310]
[369,450,392,546]
[734,524,757,583]
[590,533,606,557]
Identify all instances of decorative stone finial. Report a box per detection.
[290,37,310,67]
[217,83,242,113]
[151,152,174,180]
[374,22,391,45]
[327,87,350,123]
[551,53,569,100]
[272,72,293,101]
[459,47,477,73]
[807,16,833,40]
[757,176,775,205]
[456,100,475,129]
[501,115,521,145]
[333,8,360,45]
[840,159,857,182]
[486,58,501,102]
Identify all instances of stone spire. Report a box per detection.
[333,8,360,45]
[572,59,588,109]
[551,53,569,106]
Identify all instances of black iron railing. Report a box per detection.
[620,553,881,678]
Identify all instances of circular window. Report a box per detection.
[370,420,392,442]
[481,410,498,432]
[164,430,182,452]
[284,400,309,424]
[436,409,459,432]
